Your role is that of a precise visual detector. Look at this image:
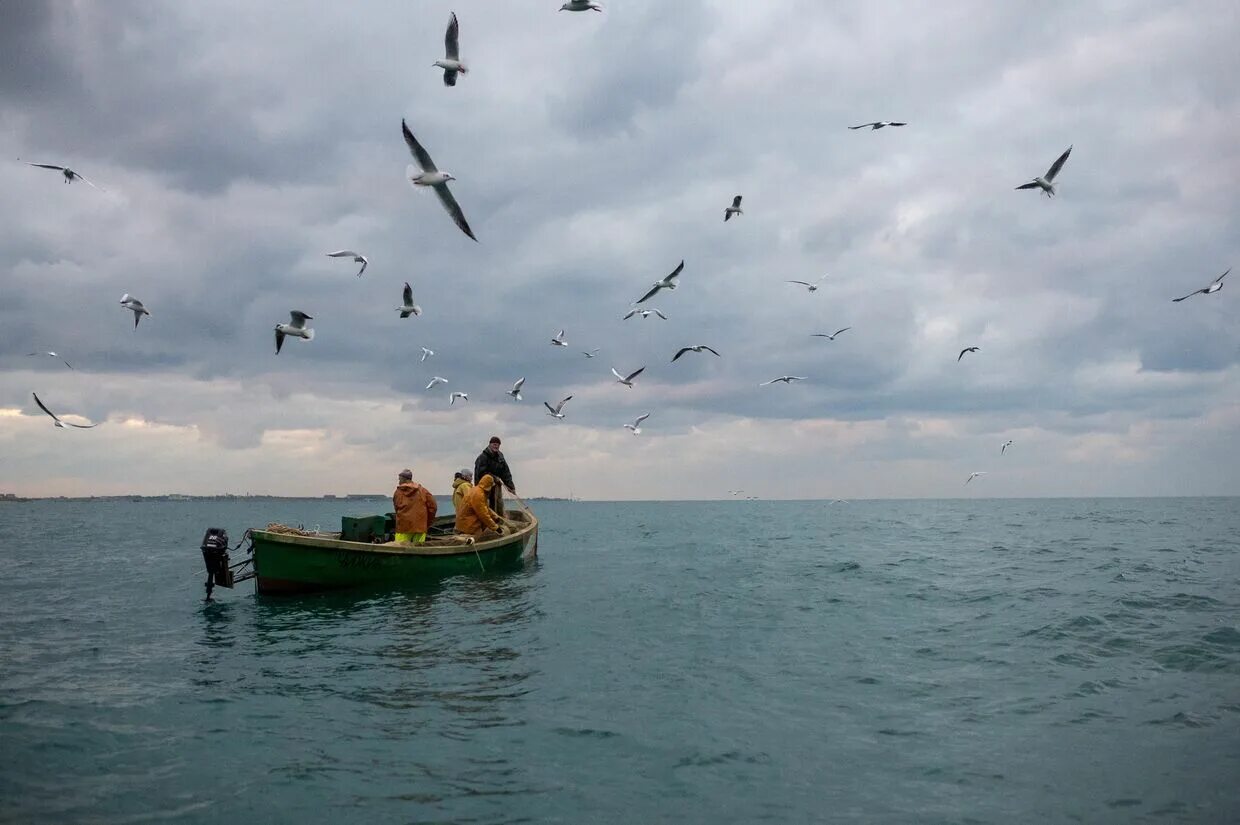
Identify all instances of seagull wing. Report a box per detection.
[445,11,460,60]
[433,183,477,241]
[626,367,645,382]
[401,119,438,173]
[622,309,637,320]
[634,413,650,426]
[26,162,67,171]
[1044,145,1072,182]
[635,284,661,304]
[889,122,908,127]
[1171,289,1205,302]
[275,329,286,354]
[403,282,414,306]
[832,327,852,338]
[700,346,721,356]
[558,395,573,410]
[1214,267,1231,284]
[847,124,875,130]
[513,377,525,392]
[671,347,690,362]
[71,172,102,190]
[544,401,557,414]
[787,280,813,287]
[611,367,624,381]
[32,392,61,423]
[665,260,685,285]
[653,309,667,319]
[326,250,358,258]
[1015,182,1040,190]
[356,258,367,277]
[289,311,311,328]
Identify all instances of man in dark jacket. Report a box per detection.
[474,436,515,517]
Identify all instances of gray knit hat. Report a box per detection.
[398,469,413,480]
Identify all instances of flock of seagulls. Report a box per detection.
[16,6,1231,499]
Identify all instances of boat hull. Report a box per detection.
[250,512,537,594]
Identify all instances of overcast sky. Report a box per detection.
[1,0,1237,499]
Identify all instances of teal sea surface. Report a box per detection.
[1,498,1238,823]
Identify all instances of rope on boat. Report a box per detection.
[263,522,321,536]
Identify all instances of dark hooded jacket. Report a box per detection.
[474,447,514,492]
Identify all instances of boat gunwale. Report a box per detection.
[250,511,537,558]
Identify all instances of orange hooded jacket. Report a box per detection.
[393,481,437,534]
[455,474,499,535]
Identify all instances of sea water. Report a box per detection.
[0,497,1237,823]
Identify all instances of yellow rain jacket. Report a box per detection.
[452,477,472,512]
[455,475,500,535]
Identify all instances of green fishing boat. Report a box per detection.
[198,508,538,597]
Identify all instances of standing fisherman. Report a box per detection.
[474,436,516,518]
[392,468,437,544]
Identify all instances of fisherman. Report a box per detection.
[473,436,516,518]
[392,468,437,544]
[451,467,473,512]
[455,474,506,538]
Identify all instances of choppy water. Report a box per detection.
[1,498,1238,823]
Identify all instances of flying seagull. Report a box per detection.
[27,352,73,369]
[434,12,468,87]
[25,162,102,189]
[544,395,573,419]
[1172,268,1229,302]
[550,330,568,347]
[449,391,469,405]
[724,195,743,222]
[623,308,667,320]
[508,377,525,401]
[672,345,720,362]
[582,348,600,358]
[275,311,314,354]
[119,294,150,328]
[787,276,827,293]
[32,392,98,429]
[811,327,851,341]
[559,1,603,11]
[958,347,979,362]
[420,347,434,362]
[397,282,422,317]
[965,472,987,485]
[425,376,448,390]
[326,250,368,277]
[761,375,807,385]
[612,366,646,388]
[402,119,477,242]
[624,413,650,435]
[1016,145,1072,197]
[848,121,907,131]
[635,260,684,304]
[1001,440,1013,455]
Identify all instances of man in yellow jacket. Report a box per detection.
[451,468,473,513]
[393,468,437,544]
[455,474,506,537]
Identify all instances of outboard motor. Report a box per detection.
[201,527,234,600]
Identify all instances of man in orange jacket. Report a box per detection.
[455,474,507,537]
[392,468,437,544]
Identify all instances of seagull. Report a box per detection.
[724,195,743,222]
[420,347,434,362]
[1016,145,1072,197]
[425,376,449,390]
[326,250,368,277]
[848,121,907,131]
[958,347,979,362]
[811,328,852,341]
[551,330,568,347]
[635,260,684,304]
[544,395,573,419]
[508,377,525,400]
[26,352,73,369]
[966,472,987,485]
[787,276,827,293]
[32,392,99,429]
[275,311,314,354]
[449,391,469,405]
[24,162,102,189]
[434,12,468,87]
[1001,440,1013,455]
[119,294,150,328]
[402,119,477,242]
[761,375,807,385]
[583,348,600,358]
[612,366,646,388]
[397,282,422,317]
[1172,268,1229,302]
[623,308,667,320]
[559,0,603,11]
[671,345,720,362]
[624,413,650,435]
[728,490,744,496]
